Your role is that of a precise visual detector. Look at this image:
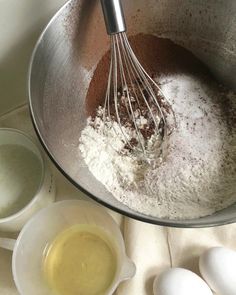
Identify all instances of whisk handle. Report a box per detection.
[100,0,126,35]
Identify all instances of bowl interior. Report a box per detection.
[29,0,236,227]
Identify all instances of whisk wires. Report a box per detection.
[104,32,172,155]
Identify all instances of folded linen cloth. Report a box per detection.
[116,219,171,295]
[116,221,236,295]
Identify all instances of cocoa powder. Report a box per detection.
[85,34,212,116]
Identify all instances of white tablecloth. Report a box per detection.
[1,105,236,295]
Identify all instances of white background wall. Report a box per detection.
[0,0,68,116]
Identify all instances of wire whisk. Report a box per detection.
[100,0,174,155]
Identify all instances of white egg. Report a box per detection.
[199,247,236,295]
[153,268,213,295]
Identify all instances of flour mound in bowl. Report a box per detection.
[78,34,236,220]
[79,73,236,220]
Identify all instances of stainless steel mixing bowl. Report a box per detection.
[29,0,236,227]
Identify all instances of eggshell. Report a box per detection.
[153,267,213,295]
[199,247,236,295]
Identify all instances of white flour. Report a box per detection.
[79,74,236,219]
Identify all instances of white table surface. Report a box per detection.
[1,105,236,295]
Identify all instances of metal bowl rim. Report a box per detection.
[28,0,236,228]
